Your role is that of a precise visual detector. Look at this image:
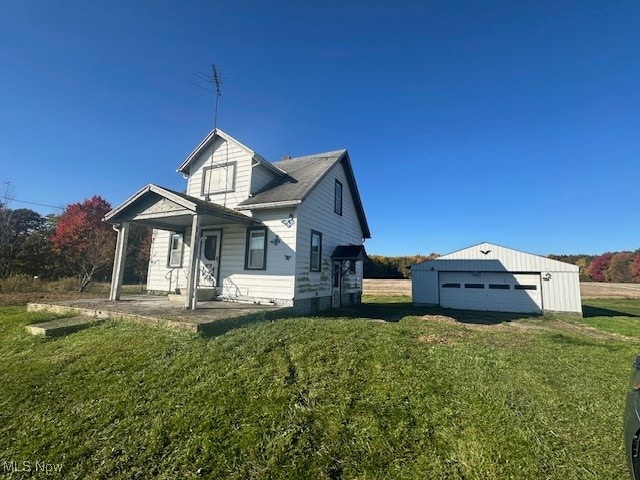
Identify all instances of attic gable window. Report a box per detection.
[334,180,343,215]
[202,162,236,196]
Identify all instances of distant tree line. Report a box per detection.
[364,254,439,278]
[366,251,640,282]
[3,181,639,286]
[0,185,150,291]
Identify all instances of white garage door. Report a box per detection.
[439,272,542,313]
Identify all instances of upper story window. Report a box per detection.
[167,233,183,267]
[244,227,267,270]
[334,180,343,215]
[202,162,236,196]
[310,230,322,272]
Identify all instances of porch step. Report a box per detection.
[167,289,217,303]
[26,316,105,337]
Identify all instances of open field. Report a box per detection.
[1,298,640,479]
[364,278,640,298]
[0,283,146,306]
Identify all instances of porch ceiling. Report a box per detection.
[103,184,259,230]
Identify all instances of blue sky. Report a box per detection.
[1,1,638,256]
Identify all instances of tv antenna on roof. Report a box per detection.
[190,64,223,129]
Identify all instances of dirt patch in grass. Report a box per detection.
[417,334,455,345]
[552,319,636,342]
[419,314,458,325]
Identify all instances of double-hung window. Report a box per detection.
[168,233,183,267]
[245,227,267,270]
[310,230,322,272]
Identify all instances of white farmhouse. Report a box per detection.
[104,129,370,313]
[412,242,582,315]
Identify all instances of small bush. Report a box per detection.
[0,276,101,293]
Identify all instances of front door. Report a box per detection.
[199,231,221,291]
[332,261,341,308]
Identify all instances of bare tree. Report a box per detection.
[0,182,16,278]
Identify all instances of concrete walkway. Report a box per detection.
[27,295,287,335]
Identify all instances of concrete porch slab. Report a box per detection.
[27,295,288,335]
[26,316,105,337]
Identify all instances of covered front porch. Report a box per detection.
[27,294,286,335]
[103,184,260,310]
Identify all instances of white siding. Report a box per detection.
[217,209,297,304]
[147,229,190,292]
[294,161,365,300]
[541,271,582,313]
[412,270,438,304]
[186,137,253,208]
[250,163,279,194]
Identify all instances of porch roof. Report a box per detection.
[103,184,259,231]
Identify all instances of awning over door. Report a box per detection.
[331,245,367,262]
[103,184,259,230]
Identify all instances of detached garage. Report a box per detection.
[412,242,582,315]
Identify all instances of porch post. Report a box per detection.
[109,222,130,301]
[185,214,201,310]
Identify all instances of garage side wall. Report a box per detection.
[541,271,582,314]
[412,270,438,304]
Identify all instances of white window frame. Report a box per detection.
[167,233,183,268]
[201,162,237,196]
[245,227,267,270]
[310,230,322,272]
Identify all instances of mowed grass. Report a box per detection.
[1,299,639,479]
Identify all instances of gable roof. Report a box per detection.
[103,184,258,228]
[177,128,286,177]
[414,241,578,272]
[237,149,371,238]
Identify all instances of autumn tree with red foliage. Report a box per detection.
[606,252,636,283]
[586,252,613,282]
[50,196,115,291]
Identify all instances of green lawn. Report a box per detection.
[1,298,639,479]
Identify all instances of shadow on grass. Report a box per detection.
[196,301,543,337]
[316,301,537,325]
[197,308,289,337]
[582,305,640,318]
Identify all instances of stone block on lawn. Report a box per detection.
[26,316,105,337]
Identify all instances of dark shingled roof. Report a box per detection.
[331,245,368,261]
[104,184,258,226]
[237,148,371,238]
[238,149,346,207]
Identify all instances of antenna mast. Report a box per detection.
[211,64,222,130]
